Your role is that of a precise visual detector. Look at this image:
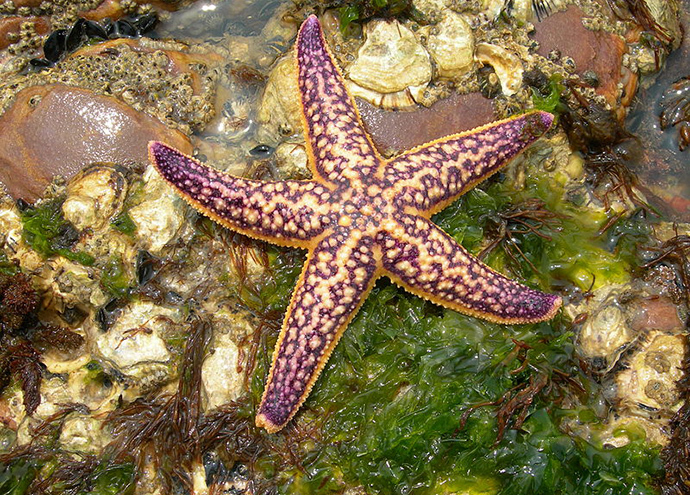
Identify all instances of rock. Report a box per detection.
[357,92,495,155]
[0,84,192,202]
[426,12,474,79]
[532,6,627,105]
[348,19,432,95]
[629,296,684,333]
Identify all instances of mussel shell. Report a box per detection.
[43,29,68,62]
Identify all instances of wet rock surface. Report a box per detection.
[357,92,495,155]
[0,84,192,201]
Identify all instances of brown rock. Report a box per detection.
[0,84,192,202]
[357,92,495,156]
[532,6,627,106]
[630,296,684,333]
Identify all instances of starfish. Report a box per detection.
[149,14,562,433]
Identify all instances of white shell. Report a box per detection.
[475,42,524,96]
[348,20,432,95]
[578,303,633,367]
[616,332,684,414]
[62,165,127,231]
[201,311,253,410]
[130,166,185,254]
[426,12,475,79]
[96,301,178,371]
[256,54,303,141]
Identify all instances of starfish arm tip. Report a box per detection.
[518,292,562,324]
[535,109,555,124]
[256,412,283,434]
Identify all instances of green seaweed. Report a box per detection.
[110,212,137,236]
[80,462,135,495]
[252,278,662,494]
[331,0,415,32]
[20,198,95,266]
[245,173,662,494]
[531,74,566,116]
[0,252,19,277]
[0,455,134,495]
[0,459,38,495]
[100,257,131,299]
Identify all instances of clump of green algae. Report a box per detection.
[245,172,661,494]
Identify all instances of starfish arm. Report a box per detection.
[378,215,561,324]
[384,111,554,214]
[149,141,333,247]
[256,229,380,433]
[297,15,380,185]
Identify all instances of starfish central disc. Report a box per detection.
[149,14,562,434]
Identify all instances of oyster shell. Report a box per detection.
[346,19,431,109]
[475,42,524,97]
[129,166,186,254]
[424,12,475,80]
[62,164,128,231]
[348,19,432,95]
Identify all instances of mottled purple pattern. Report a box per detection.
[297,15,379,184]
[149,142,331,246]
[257,229,378,428]
[150,15,561,434]
[379,215,560,323]
[386,111,554,213]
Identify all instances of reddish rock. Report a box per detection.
[0,16,50,51]
[532,6,628,107]
[357,92,495,155]
[630,296,684,333]
[0,84,192,202]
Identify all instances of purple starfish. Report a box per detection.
[149,15,561,433]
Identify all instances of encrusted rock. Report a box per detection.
[616,332,685,414]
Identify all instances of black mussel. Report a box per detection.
[110,19,137,38]
[83,19,109,40]
[95,298,127,332]
[133,13,159,34]
[43,29,68,62]
[65,19,89,54]
[249,144,273,157]
[28,58,53,69]
[136,250,161,286]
